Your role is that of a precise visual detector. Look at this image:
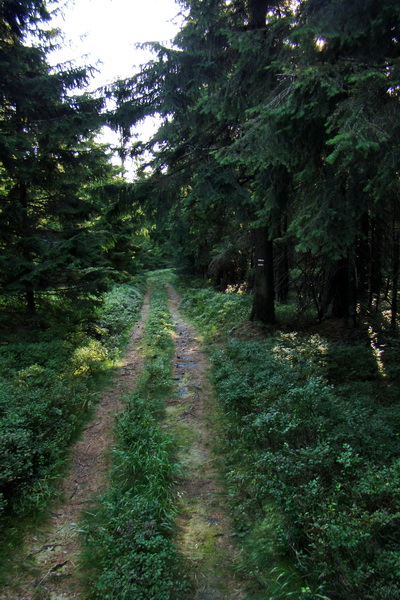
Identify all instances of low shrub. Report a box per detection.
[0,280,144,535]
[180,287,251,339]
[181,283,400,600]
[100,283,145,336]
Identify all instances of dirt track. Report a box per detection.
[3,283,244,600]
[3,293,150,600]
[167,285,244,600]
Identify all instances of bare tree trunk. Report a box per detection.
[249,0,270,28]
[250,226,275,324]
[25,289,36,314]
[391,227,399,329]
[319,253,356,325]
[356,213,369,297]
[347,248,357,327]
[20,182,36,314]
[369,219,383,309]
[275,216,289,303]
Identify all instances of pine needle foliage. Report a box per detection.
[110,0,400,325]
[0,0,142,314]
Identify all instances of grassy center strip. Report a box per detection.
[81,272,190,600]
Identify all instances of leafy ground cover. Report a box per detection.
[81,271,191,599]
[180,285,400,600]
[0,280,145,576]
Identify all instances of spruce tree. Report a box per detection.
[284,0,400,322]
[110,0,400,325]
[0,0,121,312]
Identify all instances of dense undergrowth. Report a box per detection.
[180,284,400,600]
[0,280,145,579]
[81,271,190,599]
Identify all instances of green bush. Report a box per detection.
[0,340,73,376]
[99,282,145,339]
[214,340,400,599]
[0,281,144,532]
[84,495,186,600]
[181,283,400,600]
[180,287,251,339]
[0,370,87,517]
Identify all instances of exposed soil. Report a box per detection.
[3,284,245,600]
[166,285,245,600]
[2,292,150,600]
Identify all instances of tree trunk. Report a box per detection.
[356,213,369,297]
[275,216,289,303]
[319,254,357,325]
[391,227,399,329]
[331,258,348,318]
[346,249,357,327]
[26,289,36,314]
[20,182,36,314]
[249,0,270,28]
[369,219,383,308]
[250,226,275,324]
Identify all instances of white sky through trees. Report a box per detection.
[50,0,182,88]
[49,0,182,176]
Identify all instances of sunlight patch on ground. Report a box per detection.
[367,325,387,378]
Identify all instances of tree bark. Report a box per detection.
[391,227,399,329]
[249,0,270,28]
[356,213,369,297]
[250,226,275,323]
[319,254,356,325]
[20,182,36,314]
[26,289,36,314]
[275,216,289,303]
[369,219,383,308]
[346,249,357,327]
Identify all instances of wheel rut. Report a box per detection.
[3,292,150,600]
[166,285,245,600]
[3,282,244,600]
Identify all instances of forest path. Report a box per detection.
[166,285,245,600]
[3,292,151,600]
